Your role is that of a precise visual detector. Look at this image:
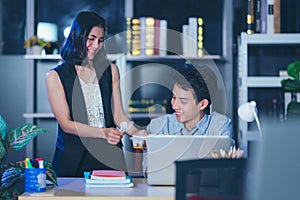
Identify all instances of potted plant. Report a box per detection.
[280,60,300,119]
[0,115,57,199]
[44,42,60,54]
[24,35,48,54]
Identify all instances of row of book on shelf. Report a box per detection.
[247,0,280,34]
[128,98,168,114]
[126,16,204,57]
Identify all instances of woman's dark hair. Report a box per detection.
[60,11,106,65]
[173,63,216,114]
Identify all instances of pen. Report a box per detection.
[32,158,38,168]
[38,159,44,169]
[25,157,33,168]
[24,159,28,168]
[35,158,44,168]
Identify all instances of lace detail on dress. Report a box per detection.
[79,78,106,128]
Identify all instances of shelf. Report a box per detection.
[237,32,300,148]
[126,55,224,62]
[246,76,285,88]
[23,113,55,119]
[22,112,164,120]
[24,54,61,60]
[129,113,164,119]
[24,53,125,61]
[240,33,300,45]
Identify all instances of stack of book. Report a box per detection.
[182,17,204,57]
[84,170,134,188]
[247,0,280,34]
[126,17,168,56]
[128,98,168,114]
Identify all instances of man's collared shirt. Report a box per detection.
[146,111,233,139]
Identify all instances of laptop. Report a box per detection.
[143,135,231,185]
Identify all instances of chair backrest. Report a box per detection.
[175,158,248,200]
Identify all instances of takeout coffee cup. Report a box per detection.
[130,136,146,149]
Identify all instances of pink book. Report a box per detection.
[154,19,160,55]
[91,170,126,179]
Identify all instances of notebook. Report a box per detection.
[144,135,231,185]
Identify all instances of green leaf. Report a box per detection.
[0,160,57,198]
[0,115,8,141]
[0,164,24,189]
[0,142,6,162]
[287,102,300,119]
[5,124,47,152]
[44,160,58,186]
[287,61,300,81]
[281,78,300,92]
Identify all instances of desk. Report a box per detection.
[19,178,175,200]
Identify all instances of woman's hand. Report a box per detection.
[102,128,124,145]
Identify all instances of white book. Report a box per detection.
[297,93,300,102]
[182,24,190,56]
[260,0,268,33]
[85,182,134,188]
[188,17,198,56]
[267,0,274,34]
[279,70,288,77]
[86,176,131,184]
[140,17,146,55]
[284,92,291,117]
[159,20,167,56]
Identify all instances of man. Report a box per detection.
[141,63,233,176]
[146,63,233,137]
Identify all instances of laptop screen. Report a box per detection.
[137,135,231,185]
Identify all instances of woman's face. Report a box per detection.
[86,26,105,61]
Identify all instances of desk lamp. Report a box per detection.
[238,101,262,139]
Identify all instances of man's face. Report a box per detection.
[171,83,203,130]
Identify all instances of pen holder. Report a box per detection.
[25,168,46,192]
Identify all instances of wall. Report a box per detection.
[35,60,59,161]
[0,56,28,163]
[0,56,58,163]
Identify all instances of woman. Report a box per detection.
[46,11,141,177]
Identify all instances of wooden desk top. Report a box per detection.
[19,178,175,200]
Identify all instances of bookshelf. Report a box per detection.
[124,0,234,125]
[23,0,234,174]
[121,0,234,176]
[237,32,300,148]
[24,0,234,124]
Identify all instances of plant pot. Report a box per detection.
[29,46,43,55]
[44,47,54,54]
